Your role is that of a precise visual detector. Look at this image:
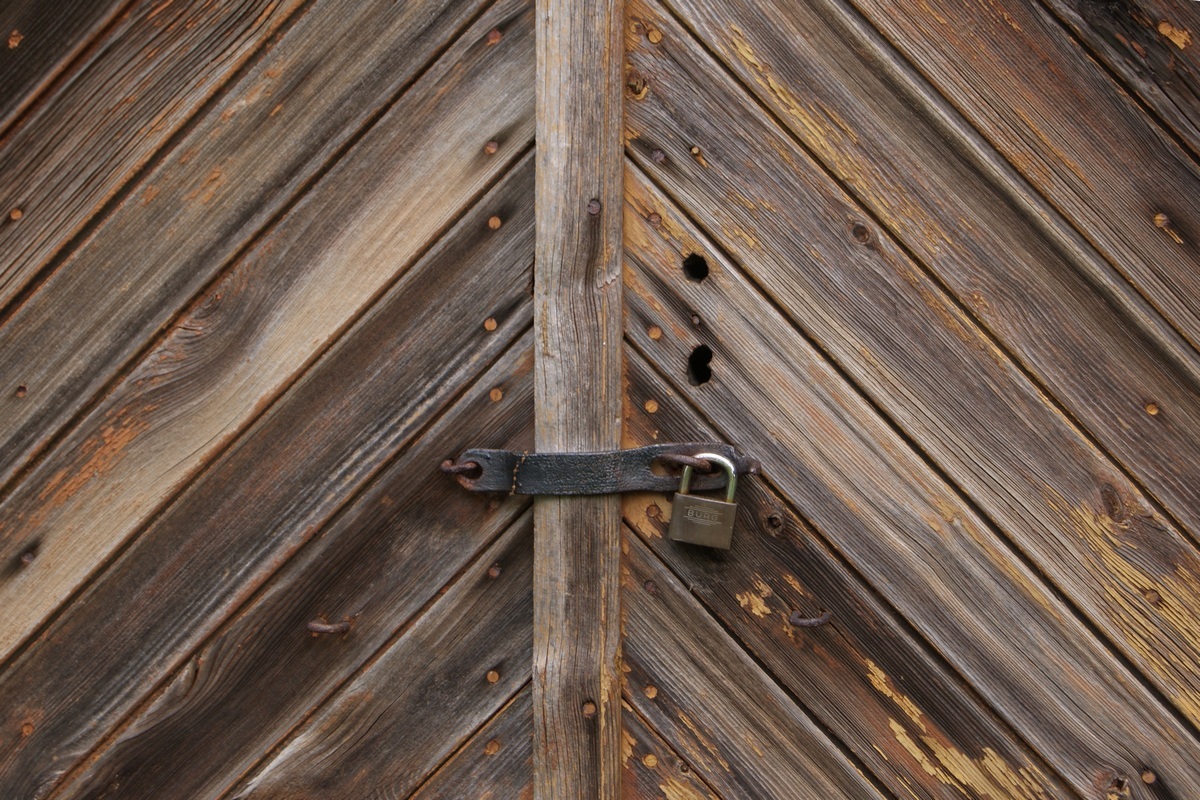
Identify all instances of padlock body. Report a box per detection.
[668,494,736,549]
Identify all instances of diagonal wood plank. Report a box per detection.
[232,514,534,800]
[623,530,888,799]
[623,12,1200,732]
[1042,0,1200,158]
[0,3,534,665]
[640,0,1200,550]
[842,0,1200,354]
[0,0,127,134]
[622,704,720,800]
[0,0,500,493]
[622,348,1074,800]
[0,163,534,798]
[0,0,308,310]
[622,166,1200,795]
[409,687,534,800]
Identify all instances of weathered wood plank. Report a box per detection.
[0,0,126,134]
[621,349,1074,800]
[621,167,1200,794]
[624,12,1200,733]
[0,6,535,665]
[623,531,888,799]
[0,0,307,311]
[645,0,1200,553]
[0,169,534,798]
[534,0,624,795]
[622,704,720,800]
[839,0,1200,353]
[234,514,534,800]
[0,0,496,493]
[58,348,535,800]
[410,688,534,800]
[1043,0,1200,157]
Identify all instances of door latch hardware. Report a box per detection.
[440,443,757,496]
[668,452,738,549]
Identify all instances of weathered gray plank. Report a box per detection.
[0,0,495,494]
[646,0,1200,556]
[622,704,720,800]
[0,0,126,134]
[839,0,1200,354]
[234,514,534,800]
[0,163,534,798]
[623,531,888,799]
[409,687,534,800]
[621,347,1074,800]
[622,165,1200,795]
[0,4,534,665]
[0,0,306,310]
[1043,0,1200,157]
[533,0,624,796]
[624,10,1200,735]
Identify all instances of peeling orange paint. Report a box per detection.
[1157,20,1192,50]
[660,776,712,800]
[39,415,149,510]
[865,660,923,726]
[889,718,1047,798]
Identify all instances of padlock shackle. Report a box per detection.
[678,452,738,502]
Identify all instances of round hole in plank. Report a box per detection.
[682,253,708,282]
[687,345,712,386]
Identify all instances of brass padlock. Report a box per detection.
[668,453,738,549]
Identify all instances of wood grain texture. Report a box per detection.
[236,514,535,800]
[623,12,1200,733]
[621,166,1200,796]
[534,0,624,796]
[59,343,536,800]
[0,0,495,494]
[621,349,1073,800]
[0,0,306,311]
[1043,0,1200,157]
[0,5,534,666]
[410,688,534,800]
[647,0,1200,555]
[0,0,127,134]
[622,705,719,800]
[0,168,534,799]
[623,530,887,799]
[840,0,1200,354]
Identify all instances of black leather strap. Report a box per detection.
[442,443,758,495]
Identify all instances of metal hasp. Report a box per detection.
[668,452,739,549]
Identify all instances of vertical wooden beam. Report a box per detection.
[534,0,623,796]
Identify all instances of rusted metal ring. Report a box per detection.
[440,458,482,476]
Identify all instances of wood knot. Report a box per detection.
[625,69,649,100]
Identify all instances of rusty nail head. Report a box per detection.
[486,28,502,45]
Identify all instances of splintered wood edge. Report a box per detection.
[533,0,624,797]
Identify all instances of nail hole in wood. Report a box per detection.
[682,253,708,281]
[687,344,712,386]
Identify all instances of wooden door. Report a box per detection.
[619,0,1200,798]
[0,0,539,796]
[2,0,1199,797]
